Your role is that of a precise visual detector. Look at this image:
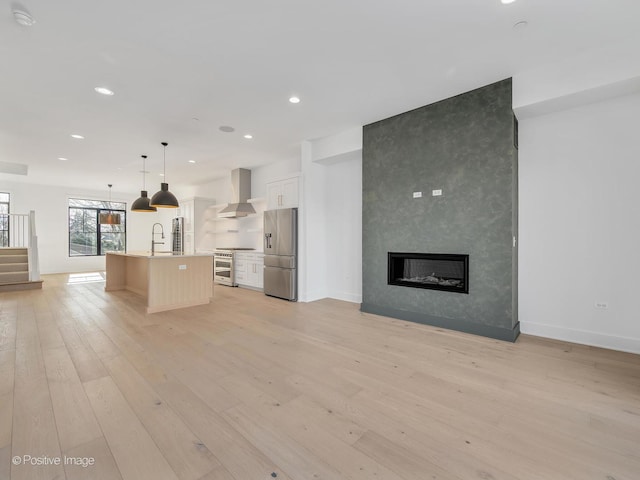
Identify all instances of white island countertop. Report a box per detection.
[107,251,214,259]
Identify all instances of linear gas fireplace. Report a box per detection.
[388,252,469,294]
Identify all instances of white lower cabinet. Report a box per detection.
[235,253,264,290]
[234,255,248,285]
[248,255,264,289]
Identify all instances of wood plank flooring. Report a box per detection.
[1,273,639,480]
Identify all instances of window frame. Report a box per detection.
[68,198,127,257]
[0,192,9,248]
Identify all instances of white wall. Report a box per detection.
[519,92,640,354]
[513,40,640,119]
[310,127,362,164]
[301,131,363,304]
[250,157,301,198]
[2,180,176,274]
[324,153,362,303]
[190,177,227,202]
[300,141,328,302]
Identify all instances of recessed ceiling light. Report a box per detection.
[188,160,196,164]
[289,96,301,104]
[57,157,68,161]
[70,134,84,139]
[243,134,253,139]
[219,126,235,133]
[94,87,114,96]
[501,0,516,4]
[12,9,35,27]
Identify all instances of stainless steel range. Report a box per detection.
[213,248,255,286]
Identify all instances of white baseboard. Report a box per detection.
[329,291,362,304]
[299,290,362,304]
[300,289,328,303]
[520,322,640,355]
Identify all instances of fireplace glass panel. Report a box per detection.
[388,252,469,294]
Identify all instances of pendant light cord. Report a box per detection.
[107,184,113,215]
[141,155,147,190]
[161,142,168,180]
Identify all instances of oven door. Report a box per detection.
[214,257,232,270]
[214,255,235,285]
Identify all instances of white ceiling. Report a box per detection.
[1,0,639,195]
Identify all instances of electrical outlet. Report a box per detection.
[595,302,608,309]
[179,264,187,270]
[413,191,422,198]
[432,189,442,196]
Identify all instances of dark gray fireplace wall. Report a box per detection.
[361,78,519,341]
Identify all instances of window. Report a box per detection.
[0,192,9,247]
[68,198,126,256]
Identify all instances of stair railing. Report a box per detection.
[28,211,40,281]
[1,213,29,248]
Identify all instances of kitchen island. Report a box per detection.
[105,252,213,313]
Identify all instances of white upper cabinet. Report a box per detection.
[266,176,299,210]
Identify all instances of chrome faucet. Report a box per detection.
[151,223,165,255]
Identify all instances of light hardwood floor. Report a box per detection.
[1,273,639,480]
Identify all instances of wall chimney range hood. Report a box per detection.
[217,168,256,218]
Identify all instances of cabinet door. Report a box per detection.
[281,177,299,208]
[234,255,248,285]
[266,182,282,210]
[235,253,248,267]
[254,260,264,289]
[245,261,255,287]
[257,261,262,287]
[180,200,194,232]
[266,177,299,210]
[246,260,264,288]
[254,255,264,289]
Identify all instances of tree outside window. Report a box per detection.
[68,198,126,256]
[0,192,9,247]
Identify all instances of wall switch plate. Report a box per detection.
[179,265,187,270]
[595,302,608,309]
[432,189,442,196]
[413,191,422,198]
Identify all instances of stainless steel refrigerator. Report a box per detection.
[172,217,184,254]
[263,208,297,301]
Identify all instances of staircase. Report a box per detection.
[0,210,43,292]
[0,248,43,292]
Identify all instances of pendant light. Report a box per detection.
[131,155,157,212]
[99,184,122,225]
[150,142,179,208]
